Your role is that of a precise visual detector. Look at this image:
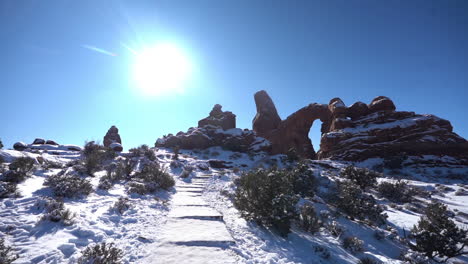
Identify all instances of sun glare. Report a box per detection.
[132,43,191,96]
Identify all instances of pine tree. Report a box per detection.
[411,202,468,262]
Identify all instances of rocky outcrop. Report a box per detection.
[13,142,28,151]
[252,91,330,159]
[252,91,282,137]
[103,126,122,148]
[45,140,59,145]
[318,109,468,164]
[155,126,270,153]
[33,138,46,145]
[198,104,236,130]
[251,91,468,165]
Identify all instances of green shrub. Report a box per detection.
[326,220,345,237]
[335,181,387,225]
[377,180,413,203]
[9,156,35,173]
[0,238,19,264]
[340,165,379,189]
[0,182,18,199]
[342,236,364,253]
[78,242,123,264]
[36,197,75,225]
[82,141,116,175]
[286,147,299,162]
[172,146,180,160]
[411,202,468,261]
[111,197,131,214]
[99,160,133,190]
[128,162,174,194]
[298,204,321,233]
[45,171,93,198]
[289,161,317,197]
[234,168,298,236]
[129,145,156,161]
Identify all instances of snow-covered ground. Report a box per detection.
[0,146,467,263]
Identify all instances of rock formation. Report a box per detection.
[156,104,270,152]
[103,126,122,148]
[252,91,282,137]
[252,90,330,159]
[198,104,236,130]
[155,126,270,153]
[252,90,468,165]
[33,138,46,145]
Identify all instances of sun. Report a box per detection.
[132,43,191,96]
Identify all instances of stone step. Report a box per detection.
[171,195,208,206]
[168,206,223,220]
[143,245,237,264]
[160,218,234,244]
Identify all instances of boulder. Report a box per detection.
[109,142,123,152]
[348,102,370,120]
[33,138,46,145]
[368,96,396,113]
[13,142,28,151]
[45,140,59,145]
[252,90,282,137]
[198,104,236,130]
[103,126,122,147]
[328,98,347,118]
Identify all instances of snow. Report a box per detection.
[1,146,467,263]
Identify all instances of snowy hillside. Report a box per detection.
[0,143,467,264]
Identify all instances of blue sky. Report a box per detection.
[1,0,467,151]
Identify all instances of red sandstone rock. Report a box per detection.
[103,126,122,147]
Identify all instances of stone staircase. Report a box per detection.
[143,174,237,263]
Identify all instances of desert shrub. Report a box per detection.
[35,197,75,225]
[342,236,364,253]
[298,204,321,233]
[81,141,116,175]
[45,172,93,198]
[78,242,123,264]
[0,139,3,149]
[334,181,387,225]
[0,238,19,264]
[6,157,35,182]
[289,161,317,197]
[128,162,174,194]
[411,202,468,262]
[286,147,299,162]
[99,160,133,190]
[340,165,379,189]
[326,220,345,237]
[358,257,380,264]
[111,197,131,214]
[234,168,299,236]
[129,145,156,161]
[399,250,432,264]
[0,156,4,164]
[377,180,413,203]
[172,146,180,160]
[0,182,18,199]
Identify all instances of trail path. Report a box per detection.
[142,174,237,263]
